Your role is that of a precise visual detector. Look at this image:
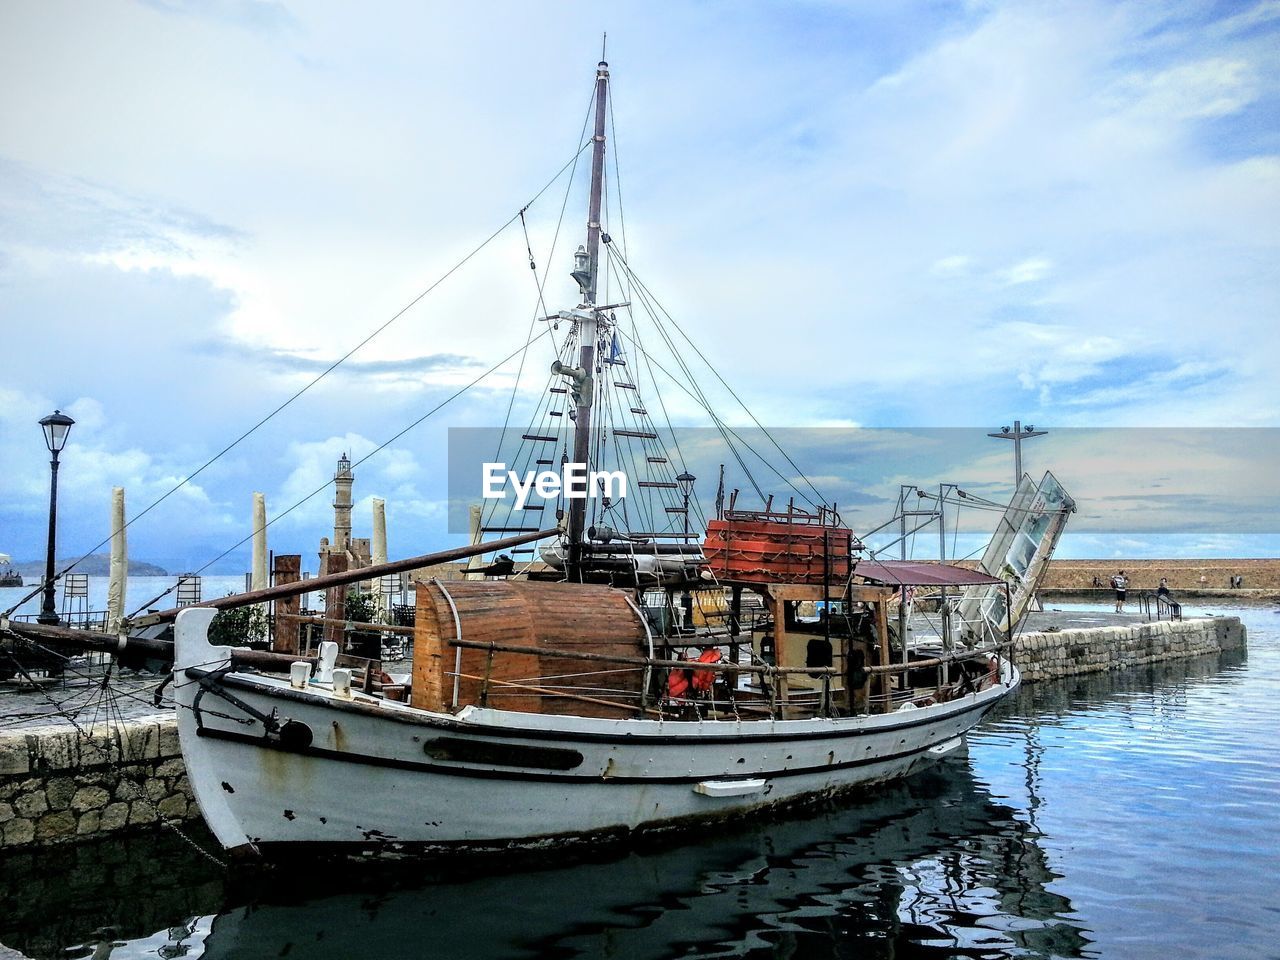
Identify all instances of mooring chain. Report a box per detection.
[50,662,233,872]
[161,816,228,870]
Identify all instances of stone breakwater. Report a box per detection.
[1012,616,1245,684]
[0,714,198,850]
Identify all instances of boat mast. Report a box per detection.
[566,59,610,581]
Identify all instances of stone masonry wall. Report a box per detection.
[1042,558,1280,591]
[0,714,197,849]
[1012,615,1245,684]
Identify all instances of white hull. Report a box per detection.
[174,609,1017,856]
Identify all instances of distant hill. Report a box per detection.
[12,554,169,577]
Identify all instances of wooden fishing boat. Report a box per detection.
[0,59,1057,860]
[173,569,1015,857]
[159,59,1033,858]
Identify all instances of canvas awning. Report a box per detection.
[855,560,1003,587]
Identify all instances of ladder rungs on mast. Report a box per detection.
[550,387,567,394]
[520,505,546,511]
[665,507,688,514]
[536,459,555,465]
[638,481,678,489]
[522,434,560,443]
[646,456,668,464]
[481,526,544,533]
[630,407,647,415]
[614,429,658,439]
[614,382,636,389]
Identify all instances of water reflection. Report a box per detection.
[1,622,1264,960]
[0,828,223,959]
[968,633,1273,960]
[0,757,1090,960]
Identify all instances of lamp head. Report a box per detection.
[676,472,696,497]
[571,245,591,293]
[39,410,75,455]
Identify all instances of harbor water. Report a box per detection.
[0,602,1276,959]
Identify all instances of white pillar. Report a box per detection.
[372,498,388,565]
[371,497,388,615]
[252,492,268,592]
[252,492,268,639]
[107,487,127,632]
[465,503,483,580]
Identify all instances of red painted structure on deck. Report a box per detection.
[703,510,856,585]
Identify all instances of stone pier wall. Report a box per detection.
[0,714,196,849]
[1012,615,1245,684]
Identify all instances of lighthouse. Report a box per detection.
[333,452,354,550]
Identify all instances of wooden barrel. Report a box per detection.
[412,580,648,718]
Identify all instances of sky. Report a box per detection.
[0,0,1277,575]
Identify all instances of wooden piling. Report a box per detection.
[272,554,302,655]
[323,553,348,647]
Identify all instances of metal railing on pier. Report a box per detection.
[1138,591,1183,622]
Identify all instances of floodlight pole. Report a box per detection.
[987,420,1048,487]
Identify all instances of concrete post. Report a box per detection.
[107,487,127,632]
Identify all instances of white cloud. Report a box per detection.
[1,0,1278,564]
[930,255,972,277]
[1119,57,1259,121]
[995,257,1052,286]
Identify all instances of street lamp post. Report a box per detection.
[675,472,695,629]
[675,472,696,538]
[986,420,1047,488]
[37,410,75,625]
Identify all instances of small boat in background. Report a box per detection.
[0,554,23,588]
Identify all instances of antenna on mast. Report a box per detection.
[602,32,607,60]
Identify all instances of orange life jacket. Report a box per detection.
[666,648,723,699]
[690,647,722,692]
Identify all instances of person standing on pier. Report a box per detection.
[1111,570,1129,612]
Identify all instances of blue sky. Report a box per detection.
[1,0,1277,573]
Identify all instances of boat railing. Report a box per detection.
[8,609,112,631]
[283,613,415,664]
[444,636,1010,719]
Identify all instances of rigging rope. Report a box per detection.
[4,141,593,620]
[613,324,840,511]
[606,252,767,504]
[127,328,554,616]
[483,86,597,537]
[605,245,829,509]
